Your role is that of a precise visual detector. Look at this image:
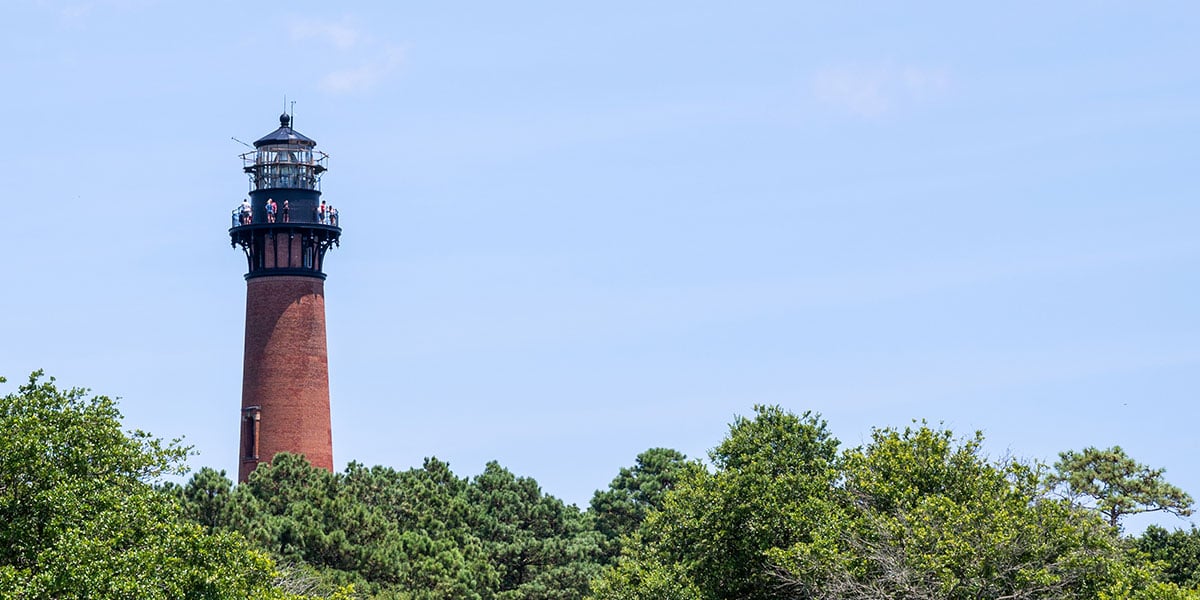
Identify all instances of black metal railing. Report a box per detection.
[231,205,340,228]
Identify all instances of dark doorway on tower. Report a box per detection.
[241,406,261,461]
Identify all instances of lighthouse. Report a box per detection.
[230,113,341,483]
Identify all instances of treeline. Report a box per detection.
[162,456,609,598]
[590,408,1199,600]
[4,373,1200,599]
[166,409,1200,599]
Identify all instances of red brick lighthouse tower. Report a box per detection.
[230,114,341,482]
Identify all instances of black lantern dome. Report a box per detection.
[254,113,318,148]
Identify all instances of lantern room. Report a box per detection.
[242,113,328,193]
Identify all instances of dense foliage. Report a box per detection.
[0,372,341,599]
[6,372,1200,599]
[590,407,1200,600]
[166,456,604,599]
[588,447,690,563]
[1137,526,1200,589]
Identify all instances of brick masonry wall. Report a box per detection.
[238,275,333,482]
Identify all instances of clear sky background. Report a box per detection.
[2,2,1197,531]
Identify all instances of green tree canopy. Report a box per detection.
[591,410,1187,600]
[589,447,689,561]
[467,461,603,599]
[0,371,329,599]
[1137,526,1200,589]
[592,405,842,600]
[176,453,603,599]
[1050,446,1194,529]
[773,424,1128,600]
[207,453,496,598]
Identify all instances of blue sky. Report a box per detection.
[2,2,1198,530]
